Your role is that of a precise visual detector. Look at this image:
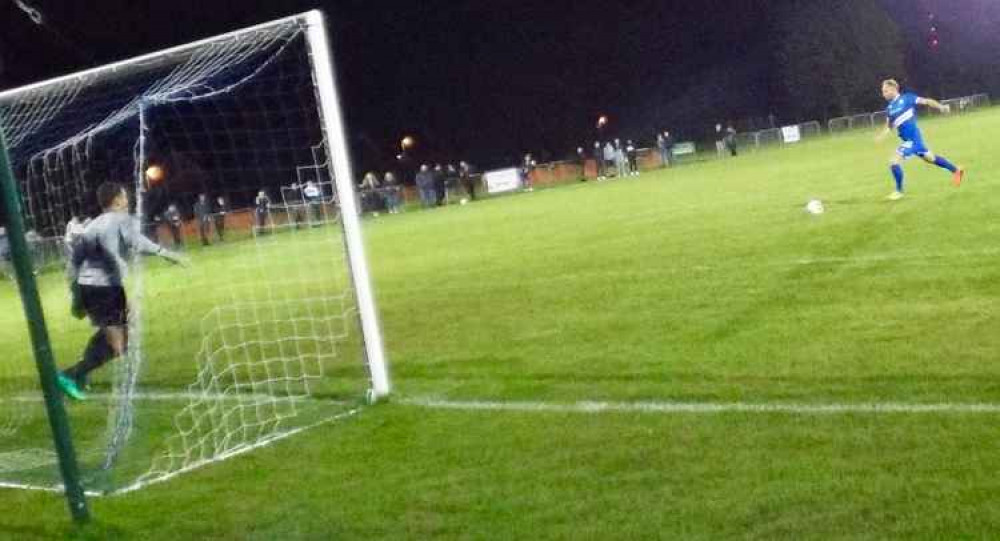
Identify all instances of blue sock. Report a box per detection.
[891,164,904,192]
[933,155,957,173]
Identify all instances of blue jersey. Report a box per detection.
[887,92,923,144]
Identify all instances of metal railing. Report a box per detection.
[828,93,991,134]
[732,120,823,152]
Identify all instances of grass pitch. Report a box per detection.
[1,108,999,539]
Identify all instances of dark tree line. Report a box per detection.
[769,0,907,120]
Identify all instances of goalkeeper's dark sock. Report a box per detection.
[66,331,115,386]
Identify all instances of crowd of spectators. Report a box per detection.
[589,129,679,181]
[355,120,754,216]
[359,160,479,215]
[147,180,326,248]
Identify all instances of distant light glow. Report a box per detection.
[145,165,165,184]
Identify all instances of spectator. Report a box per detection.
[593,141,605,180]
[361,172,379,189]
[281,184,306,229]
[382,171,403,213]
[614,139,627,178]
[360,172,382,215]
[193,193,213,246]
[725,122,738,157]
[64,216,87,255]
[603,141,616,178]
[663,130,675,166]
[626,140,638,176]
[0,226,11,280]
[445,164,460,203]
[163,204,184,248]
[459,161,477,201]
[433,164,447,205]
[254,189,271,233]
[521,154,535,192]
[214,195,228,241]
[715,123,725,158]
[415,164,436,208]
[144,212,161,240]
[657,132,669,167]
[303,180,323,224]
[768,112,777,129]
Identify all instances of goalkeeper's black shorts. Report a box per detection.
[79,285,128,327]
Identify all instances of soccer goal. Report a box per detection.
[0,10,389,501]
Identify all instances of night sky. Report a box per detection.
[0,0,997,173]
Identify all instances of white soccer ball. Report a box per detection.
[805,199,825,215]
[459,198,469,205]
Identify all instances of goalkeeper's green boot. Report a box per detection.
[56,373,86,401]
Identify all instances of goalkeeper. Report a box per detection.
[57,182,186,400]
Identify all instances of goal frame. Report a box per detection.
[0,9,390,520]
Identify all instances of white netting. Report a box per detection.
[0,13,378,493]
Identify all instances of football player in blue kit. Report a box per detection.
[876,79,964,201]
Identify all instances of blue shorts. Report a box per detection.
[897,139,929,160]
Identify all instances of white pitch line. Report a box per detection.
[401,398,1000,415]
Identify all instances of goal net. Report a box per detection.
[0,11,388,494]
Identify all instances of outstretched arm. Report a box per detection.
[126,217,188,266]
[916,97,951,113]
[154,246,188,267]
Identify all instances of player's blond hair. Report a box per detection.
[882,79,900,90]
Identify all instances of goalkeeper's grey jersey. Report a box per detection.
[72,211,164,287]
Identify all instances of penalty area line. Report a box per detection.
[399,398,1000,415]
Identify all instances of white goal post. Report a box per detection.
[305,12,390,398]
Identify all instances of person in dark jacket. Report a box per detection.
[521,154,535,192]
[0,226,10,280]
[163,203,184,248]
[626,140,638,176]
[415,165,436,208]
[663,130,676,166]
[433,164,446,206]
[193,193,213,246]
[382,171,403,213]
[213,195,228,241]
[254,189,271,233]
[725,122,738,157]
[459,161,477,201]
[445,164,460,204]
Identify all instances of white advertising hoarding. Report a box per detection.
[484,167,522,194]
[781,125,801,143]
